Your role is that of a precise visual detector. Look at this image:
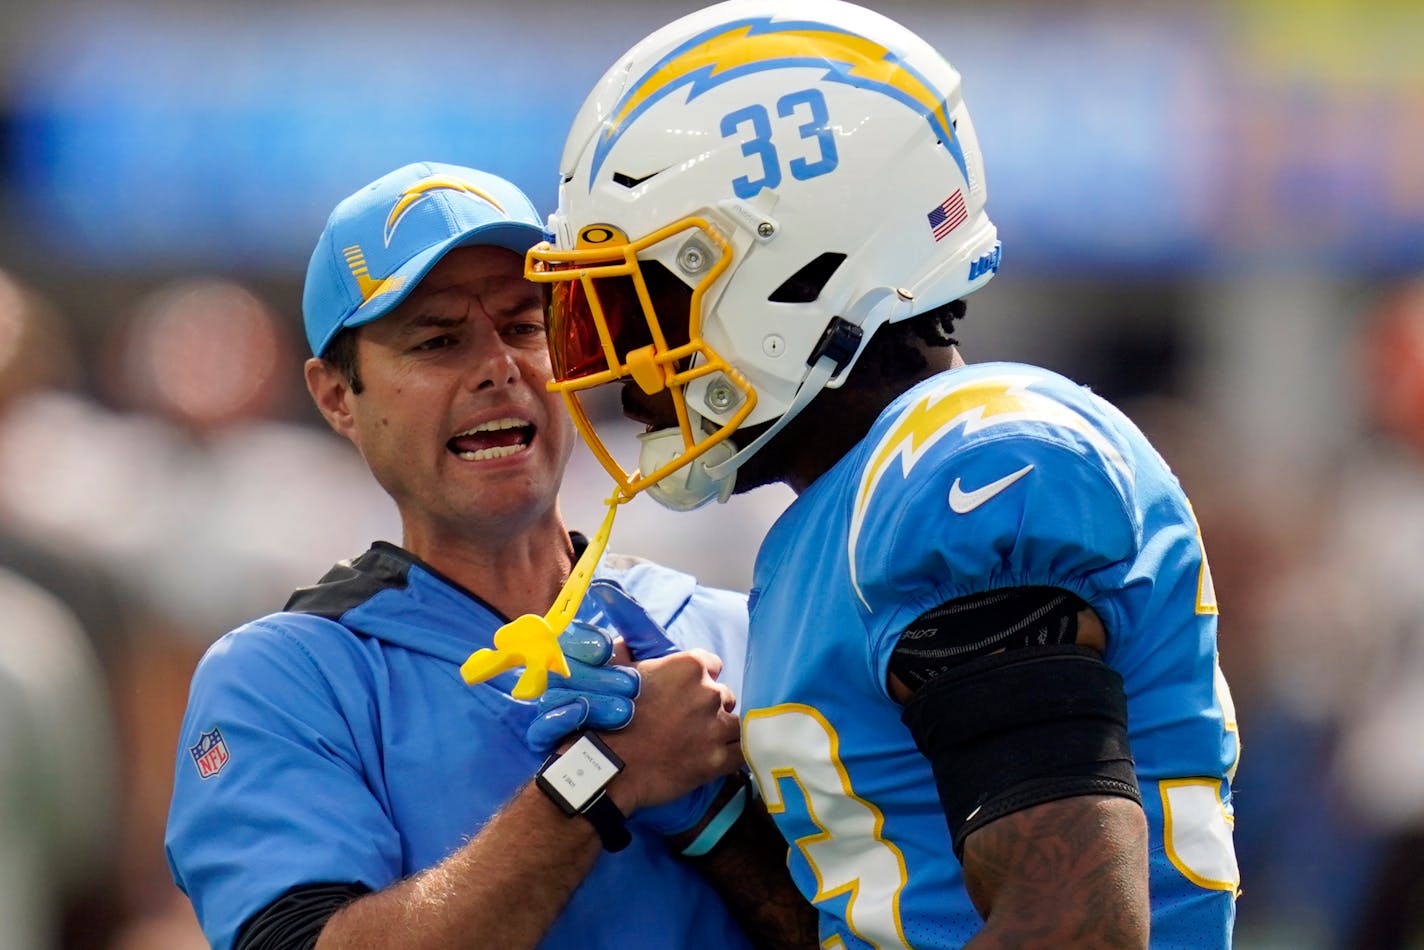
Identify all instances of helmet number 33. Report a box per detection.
[720,88,840,199]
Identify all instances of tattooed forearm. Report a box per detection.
[686,800,821,949]
[961,795,1149,949]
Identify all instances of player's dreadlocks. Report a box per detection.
[861,298,968,379]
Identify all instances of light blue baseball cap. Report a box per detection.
[302,161,546,356]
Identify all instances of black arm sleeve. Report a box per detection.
[889,588,1139,859]
[900,645,1141,858]
[234,882,372,950]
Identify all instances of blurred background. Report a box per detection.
[0,0,1421,947]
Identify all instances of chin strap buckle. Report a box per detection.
[807,316,864,378]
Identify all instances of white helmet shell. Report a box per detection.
[536,0,1000,504]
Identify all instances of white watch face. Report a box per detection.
[543,735,621,812]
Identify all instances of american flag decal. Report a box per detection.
[190,728,230,779]
[927,190,967,241]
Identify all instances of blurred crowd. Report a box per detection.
[0,268,403,948]
[2,258,1423,949]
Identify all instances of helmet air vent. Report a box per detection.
[613,170,659,189]
[768,252,847,304]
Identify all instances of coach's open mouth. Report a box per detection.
[447,418,536,461]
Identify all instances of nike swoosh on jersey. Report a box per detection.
[948,463,1034,514]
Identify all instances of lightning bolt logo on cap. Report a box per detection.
[592,16,967,187]
[340,175,510,306]
[383,176,507,247]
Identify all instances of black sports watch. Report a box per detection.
[535,733,632,852]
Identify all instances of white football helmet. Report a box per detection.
[529,0,1000,509]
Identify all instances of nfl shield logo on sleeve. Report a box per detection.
[190,728,230,779]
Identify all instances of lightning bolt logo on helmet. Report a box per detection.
[592,16,969,188]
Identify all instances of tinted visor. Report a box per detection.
[547,262,693,382]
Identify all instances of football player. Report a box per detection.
[522,1,1241,946]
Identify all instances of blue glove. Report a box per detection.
[586,578,680,659]
[581,580,733,840]
[524,620,640,751]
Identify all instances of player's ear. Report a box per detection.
[305,356,358,442]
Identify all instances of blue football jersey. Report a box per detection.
[741,363,1239,949]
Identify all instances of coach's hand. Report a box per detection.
[526,578,680,750]
[601,645,743,826]
[542,580,745,841]
[525,619,640,750]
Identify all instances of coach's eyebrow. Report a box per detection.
[392,313,466,339]
[489,290,545,318]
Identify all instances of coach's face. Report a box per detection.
[310,245,575,554]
